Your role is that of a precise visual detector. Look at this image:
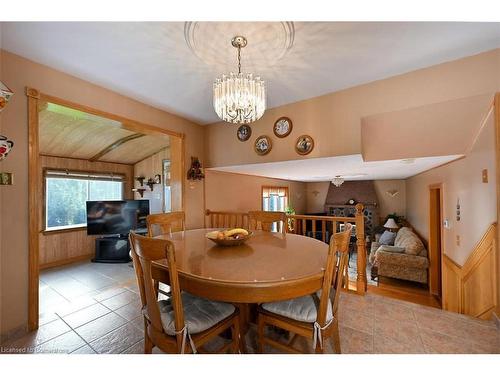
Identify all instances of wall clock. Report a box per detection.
[237,124,252,142]
[254,135,272,156]
[295,134,314,155]
[273,117,293,138]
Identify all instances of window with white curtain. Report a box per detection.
[45,169,124,230]
[262,186,289,232]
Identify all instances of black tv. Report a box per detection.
[86,200,150,236]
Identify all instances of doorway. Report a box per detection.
[27,88,185,330]
[428,184,444,302]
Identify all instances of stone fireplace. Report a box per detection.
[324,180,380,236]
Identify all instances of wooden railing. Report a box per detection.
[205,203,367,295]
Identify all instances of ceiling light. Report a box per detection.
[213,36,266,124]
[332,176,344,187]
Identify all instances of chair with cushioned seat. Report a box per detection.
[249,211,287,233]
[129,232,241,354]
[257,224,352,354]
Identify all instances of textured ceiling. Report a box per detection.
[2,22,499,124]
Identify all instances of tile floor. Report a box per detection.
[1,261,499,354]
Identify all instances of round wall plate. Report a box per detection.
[295,134,314,155]
[237,124,252,142]
[273,117,293,138]
[254,135,272,156]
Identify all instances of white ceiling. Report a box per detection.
[1,22,499,124]
[209,154,463,182]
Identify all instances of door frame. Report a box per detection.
[27,87,186,330]
[428,183,444,301]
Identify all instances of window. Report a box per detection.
[45,170,124,230]
[262,186,289,232]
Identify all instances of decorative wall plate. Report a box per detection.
[237,124,252,142]
[273,117,293,138]
[295,134,314,155]
[254,135,272,156]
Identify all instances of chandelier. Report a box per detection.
[213,36,266,124]
[332,176,344,187]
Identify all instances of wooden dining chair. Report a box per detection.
[129,232,241,354]
[248,211,287,233]
[256,223,352,354]
[146,211,185,237]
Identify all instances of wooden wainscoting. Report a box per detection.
[442,223,498,319]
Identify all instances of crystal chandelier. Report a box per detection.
[332,176,345,187]
[213,36,266,124]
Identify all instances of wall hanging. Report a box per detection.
[0,81,14,113]
[273,117,293,138]
[237,124,252,142]
[295,134,314,155]
[0,135,14,161]
[187,157,205,180]
[254,135,272,156]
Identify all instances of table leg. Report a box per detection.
[235,303,250,353]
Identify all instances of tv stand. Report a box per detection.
[92,236,131,263]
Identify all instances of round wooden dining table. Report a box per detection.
[151,228,329,352]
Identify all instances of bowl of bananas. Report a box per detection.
[205,228,252,247]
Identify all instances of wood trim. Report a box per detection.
[34,90,184,138]
[27,92,40,331]
[39,254,94,270]
[89,133,145,162]
[428,183,444,299]
[442,223,498,319]
[495,92,500,321]
[27,87,187,331]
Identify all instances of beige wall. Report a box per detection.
[0,50,206,335]
[205,49,500,168]
[204,170,307,219]
[133,148,170,214]
[39,156,134,268]
[406,111,496,266]
[305,180,406,217]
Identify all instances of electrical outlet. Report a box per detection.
[456,235,460,246]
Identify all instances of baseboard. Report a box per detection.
[39,254,93,270]
[0,323,28,345]
[493,310,500,330]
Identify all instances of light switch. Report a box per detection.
[482,169,488,183]
[443,219,450,229]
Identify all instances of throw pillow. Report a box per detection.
[378,245,406,253]
[379,230,396,245]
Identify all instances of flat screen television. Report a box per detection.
[86,200,150,236]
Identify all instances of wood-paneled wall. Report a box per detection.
[442,223,498,319]
[39,156,134,268]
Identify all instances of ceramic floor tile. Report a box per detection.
[372,299,415,322]
[6,318,71,349]
[61,303,111,328]
[339,325,374,354]
[70,345,97,354]
[100,290,139,310]
[338,305,375,334]
[121,340,145,354]
[89,322,144,354]
[35,331,86,354]
[419,327,497,354]
[93,287,128,302]
[49,278,93,300]
[373,333,425,354]
[374,316,422,346]
[114,300,143,321]
[75,312,127,343]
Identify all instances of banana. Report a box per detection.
[223,228,249,237]
[206,231,220,240]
